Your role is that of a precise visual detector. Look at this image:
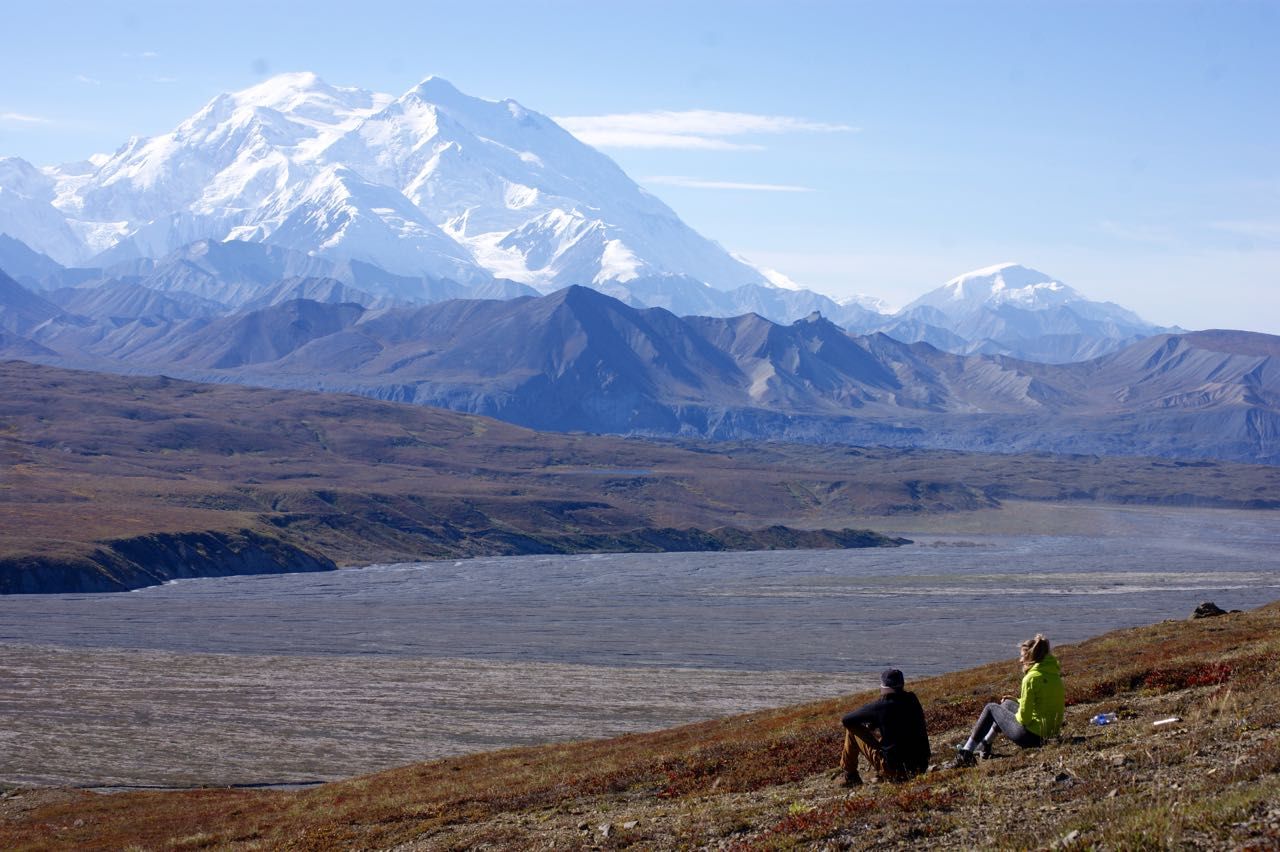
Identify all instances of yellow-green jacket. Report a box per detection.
[1016,653,1064,738]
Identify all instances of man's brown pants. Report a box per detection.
[840,722,908,782]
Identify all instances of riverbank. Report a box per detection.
[0,524,906,594]
[2,599,1276,849]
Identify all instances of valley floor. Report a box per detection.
[0,645,855,789]
[2,599,1278,850]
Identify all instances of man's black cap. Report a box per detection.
[880,668,905,689]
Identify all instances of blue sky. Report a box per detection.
[1,1,1277,330]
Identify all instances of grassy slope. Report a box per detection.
[4,359,1280,570]
[3,602,1277,850]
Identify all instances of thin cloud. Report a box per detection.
[0,112,52,124]
[1209,220,1280,241]
[575,132,763,151]
[1097,220,1173,244]
[75,74,102,85]
[556,109,856,150]
[644,175,814,192]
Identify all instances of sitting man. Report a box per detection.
[837,668,931,786]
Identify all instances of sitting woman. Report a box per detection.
[952,633,1064,766]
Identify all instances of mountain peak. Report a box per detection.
[248,70,328,93]
[413,75,462,94]
[230,71,338,109]
[918,263,1085,312]
[943,263,1056,297]
[407,75,475,108]
[211,72,388,126]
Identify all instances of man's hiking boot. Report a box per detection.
[834,769,863,787]
[950,747,977,768]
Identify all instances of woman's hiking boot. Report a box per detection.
[949,746,977,768]
[975,741,993,760]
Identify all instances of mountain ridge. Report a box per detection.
[3,278,1275,463]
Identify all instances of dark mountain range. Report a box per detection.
[238,276,394,312]
[4,277,1276,463]
[23,238,540,311]
[0,234,62,285]
[47,279,227,323]
[598,274,883,330]
[5,232,1182,364]
[0,269,64,335]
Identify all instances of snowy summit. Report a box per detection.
[912,263,1082,312]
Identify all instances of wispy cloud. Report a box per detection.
[75,74,101,85]
[644,175,814,192]
[1097,219,1173,244]
[0,112,52,124]
[555,109,856,150]
[1209,220,1280,241]
[575,132,763,151]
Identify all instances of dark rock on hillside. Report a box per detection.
[0,529,336,594]
[1192,602,1227,619]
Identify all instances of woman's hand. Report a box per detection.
[1000,695,1015,703]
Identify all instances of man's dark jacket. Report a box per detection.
[842,689,930,773]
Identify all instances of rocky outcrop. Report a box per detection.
[0,529,335,594]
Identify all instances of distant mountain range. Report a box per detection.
[2,268,1274,463]
[1,227,1172,364]
[0,73,1174,363]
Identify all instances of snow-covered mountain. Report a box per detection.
[902,263,1140,319]
[875,262,1172,363]
[0,74,1184,360]
[0,72,769,297]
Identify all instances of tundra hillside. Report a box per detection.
[2,601,1277,849]
[4,360,1280,591]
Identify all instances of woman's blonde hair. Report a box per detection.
[1020,634,1050,665]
